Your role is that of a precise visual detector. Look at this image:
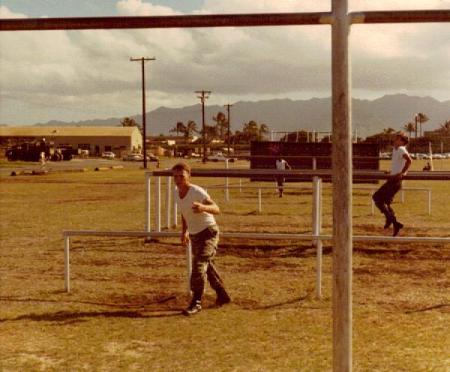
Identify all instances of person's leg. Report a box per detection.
[277,177,284,197]
[373,182,395,227]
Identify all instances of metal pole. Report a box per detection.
[166,176,171,229]
[130,57,155,169]
[196,90,211,163]
[225,159,230,202]
[172,181,178,227]
[64,235,70,293]
[428,190,431,216]
[313,177,323,299]
[312,157,317,170]
[146,173,151,232]
[258,188,262,213]
[225,103,233,156]
[332,0,352,370]
[400,189,405,203]
[186,241,192,294]
[156,176,161,232]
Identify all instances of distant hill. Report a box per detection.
[29,94,450,138]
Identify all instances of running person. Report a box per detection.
[172,162,231,316]
[372,132,412,236]
[275,156,291,197]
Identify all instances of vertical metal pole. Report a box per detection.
[64,235,70,293]
[172,181,178,227]
[156,176,161,232]
[313,177,323,299]
[312,157,317,170]
[225,159,230,202]
[166,176,171,229]
[400,189,405,203]
[145,173,151,232]
[186,241,192,294]
[141,59,148,169]
[239,178,242,193]
[371,194,375,216]
[428,190,431,216]
[258,188,262,213]
[332,0,352,370]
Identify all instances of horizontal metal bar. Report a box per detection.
[0,12,332,32]
[149,169,450,180]
[350,10,450,24]
[63,230,450,243]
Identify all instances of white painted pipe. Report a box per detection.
[172,182,178,227]
[239,178,242,193]
[156,176,161,232]
[428,190,431,216]
[186,241,192,294]
[64,235,70,293]
[166,176,171,229]
[400,189,405,203]
[312,157,317,170]
[145,173,151,233]
[258,188,262,213]
[225,159,230,202]
[313,177,323,299]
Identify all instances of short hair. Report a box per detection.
[395,131,409,145]
[172,162,191,174]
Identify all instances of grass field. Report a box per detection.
[1,158,449,371]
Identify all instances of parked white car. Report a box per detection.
[123,153,143,161]
[207,152,236,162]
[101,151,115,159]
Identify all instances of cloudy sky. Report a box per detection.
[1,0,449,125]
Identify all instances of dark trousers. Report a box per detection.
[189,225,227,301]
[372,178,402,223]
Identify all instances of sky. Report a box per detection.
[0,0,449,125]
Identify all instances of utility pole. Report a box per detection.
[195,90,211,163]
[224,103,233,156]
[130,57,155,169]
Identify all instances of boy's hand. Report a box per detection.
[181,231,190,246]
[192,202,204,213]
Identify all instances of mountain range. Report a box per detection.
[32,94,450,138]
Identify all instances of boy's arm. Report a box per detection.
[192,197,220,215]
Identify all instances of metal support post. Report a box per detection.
[145,173,151,232]
[156,176,161,232]
[258,188,262,213]
[172,181,178,227]
[186,242,192,294]
[313,177,323,299]
[225,159,230,202]
[166,176,171,229]
[64,235,70,293]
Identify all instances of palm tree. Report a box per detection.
[169,121,186,137]
[212,112,228,140]
[439,120,450,133]
[185,120,198,139]
[403,122,415,139]
[258,123,269,141]
[415,112,429,138]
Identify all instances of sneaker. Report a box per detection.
[393,222,404,237]
[384,218,393,229]
[182,300,202,316]
[215,291,231,307]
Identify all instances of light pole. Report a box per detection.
[224,103,233,156]
[130,57,156,169]
[195,90,211,163]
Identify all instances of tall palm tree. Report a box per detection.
[415,112,429,138]
[403,122,415,139]
[185,120,198,139]
[169,121,186,137]
[212,112,227,140]
[258,123,269,141]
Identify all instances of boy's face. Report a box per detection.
[173,169,190,188]
[393,135,404,147]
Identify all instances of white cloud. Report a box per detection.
[0,0,449,124]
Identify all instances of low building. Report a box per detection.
[0,126,143,156]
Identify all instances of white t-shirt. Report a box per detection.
[276,159,288,170]
[174,184,216,235]
[391,146,409,175]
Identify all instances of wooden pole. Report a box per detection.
[332,0,352,371]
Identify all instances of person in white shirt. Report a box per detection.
[372,132,412,236]
[275,156,291,197]
[172,162,231,316]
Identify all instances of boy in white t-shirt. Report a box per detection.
[275,156,291,197]
[172,162,231,316]
[372,132,412,236]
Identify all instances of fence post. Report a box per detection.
[371,190,375,215]
[166,176,171,229]
[313,177,323,299]
[258,188,262,213]
[145,173,151,232]
[225,159,230,202]
[64,235,70,293]
[186,241,192,294]
[156,176,161,232]
[400,189,405,203]
[172,181,178,227]
[428,190,431,216]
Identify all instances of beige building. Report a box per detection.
[0,126,143,156]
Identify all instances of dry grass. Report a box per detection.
[0,159,449,371]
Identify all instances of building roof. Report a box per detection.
[0,126,141,137]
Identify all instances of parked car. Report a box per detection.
[101,151,115,159]
[207,152,236,162]
[123,153,143,161]
[146,153,159,162]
